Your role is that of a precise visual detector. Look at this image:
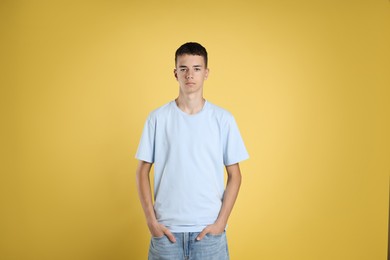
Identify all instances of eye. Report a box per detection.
[180,68,187,72]
[195,68,201,71]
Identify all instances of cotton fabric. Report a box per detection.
[136,100,248,232]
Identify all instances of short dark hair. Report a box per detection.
[175,42,208,67]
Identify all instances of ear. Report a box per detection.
[205,68,209,79]
[174,68,178,80]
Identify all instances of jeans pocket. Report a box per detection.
[206,230,225,237]
[151,235,165,240]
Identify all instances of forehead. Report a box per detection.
[176,54,205,67]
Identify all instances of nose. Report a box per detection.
[186,71,193,79]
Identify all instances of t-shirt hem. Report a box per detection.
[224,155,249,166]
[166,224,229,233]
[135,155,154,164]
[166,225,208,233]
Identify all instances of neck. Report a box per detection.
[175,93,205,115]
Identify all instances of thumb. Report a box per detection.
[196,228,208,241]
[164,229,176,243]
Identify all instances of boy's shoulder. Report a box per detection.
[147,101,174,119]
[206,100,234,121]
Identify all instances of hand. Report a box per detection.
[196,223,225,241]
[148,221,176,243]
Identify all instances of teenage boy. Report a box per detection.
[136,42,249,260]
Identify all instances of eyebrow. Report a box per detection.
[178,65,203,68]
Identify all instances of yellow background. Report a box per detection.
[1,1,389,259]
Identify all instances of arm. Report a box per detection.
[135,160,176,242]
[196,163,242,240]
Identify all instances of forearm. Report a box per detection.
[135,161,157,225]
[215,163,242,227]
[136,161,176,241]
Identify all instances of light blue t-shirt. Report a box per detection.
[135,100,249,232]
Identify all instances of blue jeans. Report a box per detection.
[148,231,229,260]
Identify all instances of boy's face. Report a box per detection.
[174,54,209,95]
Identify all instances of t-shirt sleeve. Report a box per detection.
[135,115,155,163]
[223,114,249,166]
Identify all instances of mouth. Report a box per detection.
[185,82,196,85]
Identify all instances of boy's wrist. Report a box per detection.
[146,218,159,227]
[214,219,227,229]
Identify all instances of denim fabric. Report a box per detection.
[148,232,229,260]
